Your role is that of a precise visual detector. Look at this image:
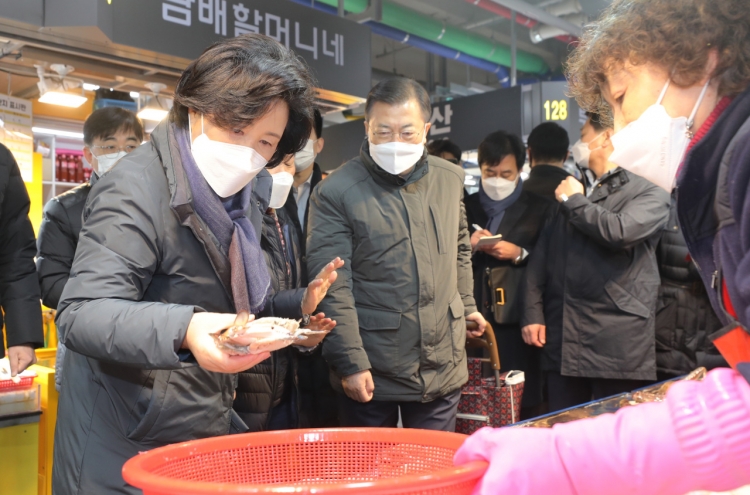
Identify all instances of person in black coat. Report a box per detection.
[0,143,44,376]
[466,130,556,413]
[35,107,144,390]
[655,198,727,379]
[233,159,341,431]
[522,118,670,412]
[522,122,571,201]
[280,108,340,427]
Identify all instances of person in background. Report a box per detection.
[455,1,750,493]
[36,107,144,391]
[0,143,44,377]
[570,112,606,194]
[233,157,340,431]
[307,77,486,432]
[522,113,670,412]
[285,108,325,253]
[465,130,556,416]
[427,138,462,165]
[655,198,727,379]
[277,109,340,427]
[52,34,317,494]
[522,122,571,201]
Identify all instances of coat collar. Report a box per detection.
[497,191,531,234]
[587,167,629,203]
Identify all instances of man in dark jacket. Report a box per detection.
[36,108,143,390]
[522,120,670,412]
[36,107,143,310]
[465,130,556,413]
[522,122,571,201]
[284,108,325,255]
[655,198,727,379]
[0,143,44,376]
[307,78,486,432]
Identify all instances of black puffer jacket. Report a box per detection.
[234,205,305,431]
[0,143,44,358]
[655,198,726,377]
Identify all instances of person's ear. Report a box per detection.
[363,120,369,138]
[704,49,719,84]
[315,137,325,154]
[83,146,94,166]
[602,129,615,150]
[527,148,533,166]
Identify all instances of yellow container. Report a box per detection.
[30,361,58,495]
[0,413,40,495]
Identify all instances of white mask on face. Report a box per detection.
[294,138,317,172]
[482,176,518,201]
[189,114,268,198]
[268,171,294,209]
[95,151,127,174]
[609,80,710,192]
[369,126,427,176]
[570,132,605,169]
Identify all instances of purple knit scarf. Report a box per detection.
[175,124,270,313]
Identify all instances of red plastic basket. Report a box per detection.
[0,374,36,392]
[122,428,488,495]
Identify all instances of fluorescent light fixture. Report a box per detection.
[83,83,100,91]
[32,127,85,139]
[137,107,169,122]
[38,90,88,108]
[130,91,140,99]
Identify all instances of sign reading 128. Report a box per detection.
[544,99,568,121]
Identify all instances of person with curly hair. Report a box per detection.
[455,1,750,494]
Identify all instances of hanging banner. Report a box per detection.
[0,94,34,183]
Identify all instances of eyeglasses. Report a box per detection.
[371,126,426,144]
[91,144,139,155]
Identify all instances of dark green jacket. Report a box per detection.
[307,141,477,402]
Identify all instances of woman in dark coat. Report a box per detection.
[465,130,556,412]
[52,35,320,494]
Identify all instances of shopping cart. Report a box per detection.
[122,427,488,495]
[456,321,525,434]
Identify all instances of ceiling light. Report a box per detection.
[32,127,85,139]
[83,83,100,91]
[38,90,88,108]
[137,107,169,121]
[137,82,171,122]
[35,64,88,108]
[130,91,140,99]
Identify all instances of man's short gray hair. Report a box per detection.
[365,78,431,122]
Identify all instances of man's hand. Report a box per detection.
[302,257,345,315]
[555,177,584,203]
[342,369,374,402]
[182,312,271,373]
[7,345,37,377]
[297,312,335,347]
[483,240,522,261]
[522,324,546,347]
[470,228,492,251]
[466,312,487,338]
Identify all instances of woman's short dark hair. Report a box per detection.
[365,78,431,122]
[83,107,144,147]
[171,33,317,167]
[478,130,526,171]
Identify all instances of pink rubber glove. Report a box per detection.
[455,368,750,495]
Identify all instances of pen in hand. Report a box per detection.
[472,224,484,231]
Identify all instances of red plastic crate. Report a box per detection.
[0,374,36,392]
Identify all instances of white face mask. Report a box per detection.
[95,151,127,174]
[482,176,518,201]
[294,138,317,172]
[189,114,268,198]
[609,80,710,192]
[570,132,606,169]
[369,127,427,177]
[268,171,294,209]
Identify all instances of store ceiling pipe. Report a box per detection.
[486,0,582,36]
[467,0,577,44]
[289,0,511,85]
[530,13,587,43]
[313,0,549,74]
